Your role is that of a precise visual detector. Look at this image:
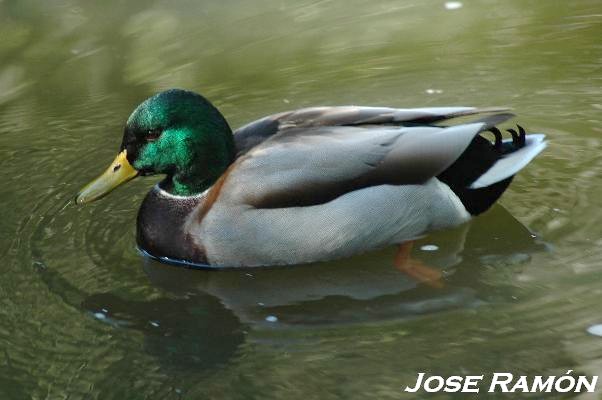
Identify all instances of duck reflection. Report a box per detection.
[142,205,548,328]
[37,260,244,375]
[81,292,244,373]
[39,205,546,377]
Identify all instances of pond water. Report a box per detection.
[1,0,601,398]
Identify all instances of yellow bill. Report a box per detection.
[76,150,138,204]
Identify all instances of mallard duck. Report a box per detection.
[76,89,546,268]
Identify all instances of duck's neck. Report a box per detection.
[164,132,236,197]
[170,176,214,197]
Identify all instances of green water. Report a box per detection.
[1,0,601,398]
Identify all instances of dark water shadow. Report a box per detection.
[81,292,244,372]
[35,264,245,378]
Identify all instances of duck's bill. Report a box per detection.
[76,150,138,204]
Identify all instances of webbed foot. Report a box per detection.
[394,241,444,289]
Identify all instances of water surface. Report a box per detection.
[1,0,601,398]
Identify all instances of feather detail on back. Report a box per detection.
[225,123,489,209]
[229,106,543,215]
[233,105,510,156]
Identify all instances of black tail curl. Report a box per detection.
[485,124,526,153]
[437,123,532,215]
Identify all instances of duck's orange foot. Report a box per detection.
[394,241,445,289]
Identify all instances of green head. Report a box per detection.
[76,89,235,203]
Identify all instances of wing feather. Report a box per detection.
[233,105,509,155]
[225,123,487,209]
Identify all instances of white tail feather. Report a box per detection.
[469,134,546,189]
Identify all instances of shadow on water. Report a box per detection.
[35,260,245,377]
[81,292,244,374]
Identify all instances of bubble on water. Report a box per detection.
[586,324,602,336]
[426,89,443,94]
[420,244,439,251]
[265,315,278,323]
[445,2,463,10]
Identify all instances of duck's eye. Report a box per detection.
[146,129,161,141]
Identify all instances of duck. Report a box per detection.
[76,88,546,270]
